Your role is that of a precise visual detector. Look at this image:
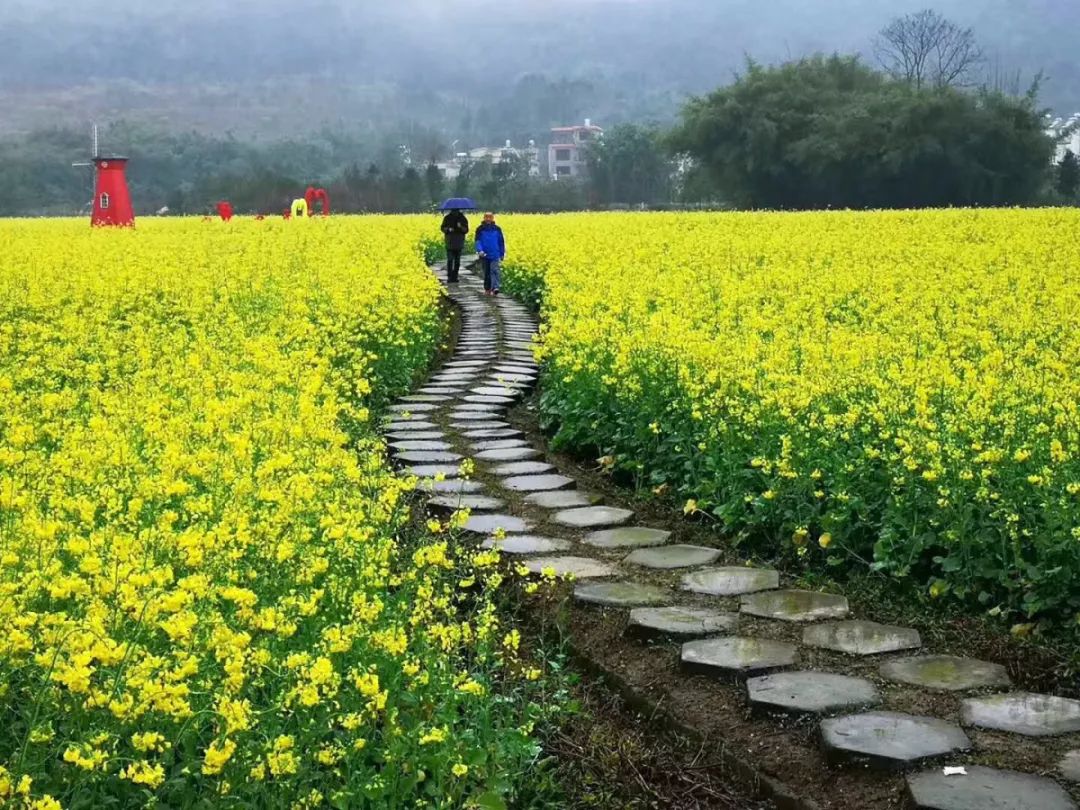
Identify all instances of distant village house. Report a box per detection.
[548,119,603,179]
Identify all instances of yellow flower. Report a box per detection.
[683,499,698,515]
[452,763,469,777]
[202,738,237,776]
[818,533,833,550]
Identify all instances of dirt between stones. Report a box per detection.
[497,398,1080,810]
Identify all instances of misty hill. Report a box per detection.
[1,0,1077,143]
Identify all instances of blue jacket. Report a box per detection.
[474,222,506,261]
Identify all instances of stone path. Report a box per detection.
[380,260,1080,810]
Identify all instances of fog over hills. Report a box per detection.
[1,0,1076,140]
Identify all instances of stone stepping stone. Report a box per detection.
[481,535,572,554]
[385,431,445,441]
[553,506,634,529]
[574,581,673,607]
[960,692,1080,736]
[803,620,922,656]
[494,364,538,374]
[472,386,523,398]
[389,403,439,413]
[451,421,510,431]
[457,402,507,411]
[462,514,531,534]
[525,490,601,509]
[740,589,849,622]
[464,428,523,440]
[626,544,722,569]
[747,672,881,715]
[880,655,1011,692]
[682,637,799,681]
[463,396,514,405]
[471,439,530,452]
[427,495,505,512]
[486,373,536,383]
[681,567,780,597]
[906,766,1077,810]
[1061,750,1080,783]
[522,556,618,579]
[452,411,505,421]
[627,606,739,639]
[390,440,454,452]
[399,394,454,403]
[502,474,576,492]
[475,447,542,462]
[820,712,971,770]
[394,451,463,464]
[582,526,670,549]
[493,461,557,476]
[417,479,484,495]
[385,420,438,431]
[407,465,463,479]
[419,387,465,395]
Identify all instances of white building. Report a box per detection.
[1047,113,1080,162]
[548,119,603,179]
[436,141,541,180]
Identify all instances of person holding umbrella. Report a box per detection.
[474,212,506,296]
[439,197,475,283]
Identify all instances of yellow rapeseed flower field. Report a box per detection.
[502,209,1080,633]
[0,218,546,809]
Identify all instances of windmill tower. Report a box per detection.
[73,125,135,227]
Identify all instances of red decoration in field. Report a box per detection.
[304,186,331,217]
[217,201,234,221]
[91,157,135,227]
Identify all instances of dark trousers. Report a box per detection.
[446,249,462,282]
[481,257,492,291]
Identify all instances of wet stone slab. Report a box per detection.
[386,430,445,442]
[384,420,439,431]
[451,421,510,431]
[583,527,670,549]
[740,589,850,622]
[747,672,881,715]
[475,447,542,462]
[388,402,439,413]
[803,620,922,656]
[451,411,506,421]
[574,581,673,607]
[526,490,602,509]
[399,394,454,403]
[820,712,971,770]
[389,440,453,451]
[681,567,780,597]
[462,396,513,406]
[486,373,536,383]
[417,478,484,495]
[906,766,1077,810]
[1061,750,1080,783]
[394,451,464,464]
[406,465,463,479]
[427,495,505,513]
[462,514,531,535]
[522,556,618,579]
[471,439,530,451]
[960,692,1080,736]
[880,655,1012,692]
[627,606,739,640]
[553,506,635,529]
[493,461,557,476]
[471,386,523,398]
[681,637,799,681]
[626,544,722,569]
[463,428,524,440]
[501,474,576,492]
[480,535,572,554]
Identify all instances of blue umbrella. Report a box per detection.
[439,197,478,211]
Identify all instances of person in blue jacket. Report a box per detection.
[474,212,506,295]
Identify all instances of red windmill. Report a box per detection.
[73,125,135,227]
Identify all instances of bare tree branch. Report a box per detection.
[875,9,983,89]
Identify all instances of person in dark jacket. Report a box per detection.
[441,208,469,283]
[474,212,506,295]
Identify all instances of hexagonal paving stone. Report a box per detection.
[626,544,722,569]
[880,655,1011,692]
[681,637,799,681]
[399,394,454,403]
[388,402,439,413]
[803,620,922,656]
[960,692,1080,736]
[471,439,530,452]
[389,440,453,452]
[471,386,523,398]
[526,490,602,509]
[452,411,505,421]
[906,766,1077,810]
[747,672,881,715]
[475,447,542,462]
[417,478,484,495]
[740,590,849,622]
[460,399,510,408]
[627,606,739,639]
[501,474,576,492]
[461,514,531,535]
[486,373,535,384]
[394,451,464,464]
[820,712,971,770]
[574,581,673,607]
[1060,750,1080,783]
[583,527,671,549]
[450,421,509,431]
[427,495,505,513]
[406,465,463,479]
[386,430,446,442]
[480,535,572,554]
[493,461,556,476]
[385,420,439,432]
[681,567,780,597]
[522,556,618,578]
[464,428,523,440]
[553,506,635,529]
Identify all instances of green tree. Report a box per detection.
[670,54,1054,209]
[424,163,445,208]
[1056,150,1080,199]
[586,123,673,206]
